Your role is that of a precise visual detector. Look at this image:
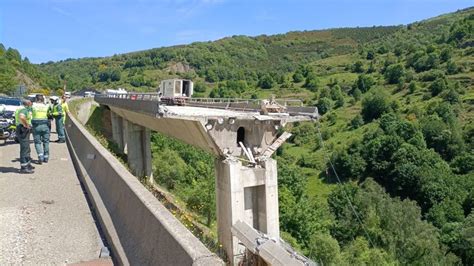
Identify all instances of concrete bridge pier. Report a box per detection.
[111,111,152,178]
[110,111,124,152]
[215,158,279,265]
[124,120,153,178]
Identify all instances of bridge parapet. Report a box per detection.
[66,112,223,265]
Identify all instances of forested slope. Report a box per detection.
[0,44,54,95]
[41,7,474,265]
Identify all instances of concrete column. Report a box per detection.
[124,119,152,178]
[110,111,124,152]
[142,128,153,181]
[215,158,280,265]
[260,158,280,239]
[215,159,246,265]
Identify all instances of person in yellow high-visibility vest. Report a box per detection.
[49,96,64,143]
[61,95,69,124]
[15,102,32,126]
[32,95,51,164]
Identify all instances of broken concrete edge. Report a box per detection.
[66,113,224,265]
[65,125,129,266]
[231,221,307,266]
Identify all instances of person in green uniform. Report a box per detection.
[17,99,34,174]
[32,95,51,164]
[49,96,64,143]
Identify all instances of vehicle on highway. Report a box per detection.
[0,97,22,117]
[64,91,71,98]
[0,98,20,144]
[0,116,17,144]
[84,91,95,98]
[106,88,127,96]
[158,79,193,105]
[27,94,45,103]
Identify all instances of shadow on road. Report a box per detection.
[0,167,19,174]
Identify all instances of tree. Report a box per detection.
[450,153,474,174]
[331,85,345,107]
[193,81,208,93]
[205,68,218,82]
[366,50,375,60]
[350,114,364,129]
[5,48,21,63]
[446,60,460,75]
[258,74,275,89]
[426,199,465,228]
[329,179,460,265]
[308,233,341,264]
[317,97,332,115]
[109,69,121,81]
[304,72,320,91]
[332,149,366,180]
[184,162,216,226]
[153,149,188,189]
[355,74,374,93]
[292,71,304,83]
[408,81,418,94]
[440,48,452,62]
[342,237,395,265]
[367,61,376,73]
[352,61,365,73]
[442,88,460,104]
[384,63,405,84]
[0,57,16,95]
[361,90,391,122]
[352,88,362,101]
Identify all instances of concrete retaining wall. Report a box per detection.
[65,113,223,265]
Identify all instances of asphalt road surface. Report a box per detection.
[0,129,104,265]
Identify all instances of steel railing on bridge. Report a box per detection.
[95,93,318,118]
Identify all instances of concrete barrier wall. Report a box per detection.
[65,114,223,266]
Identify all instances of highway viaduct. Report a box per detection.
[1,95,317,265]
[93,94,317,265]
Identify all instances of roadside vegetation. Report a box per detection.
[8,7,474,265]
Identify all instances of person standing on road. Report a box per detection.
[17,99,34,174]
[61,95,69,125]
[32,95,51,164]
[49,96,65,143]
[47,97,53,132]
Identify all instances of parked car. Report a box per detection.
[0,97,22,117]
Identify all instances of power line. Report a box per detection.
[315,121,376,249]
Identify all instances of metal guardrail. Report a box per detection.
[95,93,318,118]
[96,93,304,106]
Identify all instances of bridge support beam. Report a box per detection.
[110,111,124,152]
[124,119,152,178]
[215,158,279,265]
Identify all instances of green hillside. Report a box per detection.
[42,7,474,265]
[0,44,56,95]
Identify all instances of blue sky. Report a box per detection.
[0,0,472,63]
